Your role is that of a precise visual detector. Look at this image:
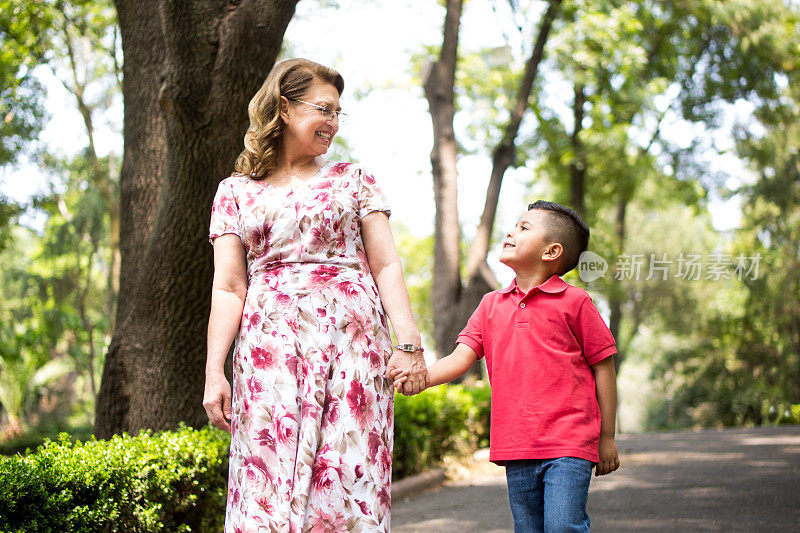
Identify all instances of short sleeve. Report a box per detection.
[456,295,488,359]
[573,296,617,365]
[208,178,240,243]
[357,168,391,219]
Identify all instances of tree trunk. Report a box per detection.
[424,0,464,360]
[426,0,563,361]
[609,198,627,374]
[95,0,298,437]
[569,83,586,216]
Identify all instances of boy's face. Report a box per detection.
[499,210,560,270]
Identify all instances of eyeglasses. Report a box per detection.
[290,99,347,122]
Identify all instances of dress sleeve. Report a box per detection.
[208,178,241,243]
[356,168,391,219]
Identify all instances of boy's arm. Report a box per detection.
[389,343,479,393]
[427,343,480,387]
[591,355,620,476]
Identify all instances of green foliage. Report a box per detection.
[0,387,491,530]
[0,1,50,165]
[392,383,490,479]
[0,425,230,533]
[0,0,120,438]
[391,223,434,345]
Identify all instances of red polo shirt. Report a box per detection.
[457,275,616,464]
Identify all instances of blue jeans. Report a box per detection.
[505,457,593,532]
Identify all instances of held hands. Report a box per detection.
[384,348,428,395]
[595,435,620,476]
[202,371,232,433]
[387,367,418,394]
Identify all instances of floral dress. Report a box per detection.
[209,161,395,533]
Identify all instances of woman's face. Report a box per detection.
[281,78,341,159]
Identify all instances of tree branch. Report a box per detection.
[464,0,563,279]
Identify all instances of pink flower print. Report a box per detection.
[251,347,274,370]
[365,350,383,370]
[244,455,273,485]
[220,195,238,217]
[321,395,340,426]
[310,445,344,495]
[247,376,264,399]
[310,225,334,250]
[354,464,363,479]
[308,509,348,533]
[346,379,374,430]
[310,264,340,284]
[377,486,391,514]
[255,496,274,514]
[378,443,391,478]
[356,500,371,516]
[313,189,333,207]
[247,311,262,328]
[331,162,350,175]
[250,221,272,256]
[285,354,300,379]
[255,428,276,451]
[302,397,321,422]
[275,412,298,453]
[335,281,362,302]
[362,172,376,185]
[344,311,369,347]
[367,430,382,457]
[332,219,347,250]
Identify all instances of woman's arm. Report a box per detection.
[360,211,427,394]
[203,234,247,432]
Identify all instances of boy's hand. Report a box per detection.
[595,435,620,476]
[387,368,411,392]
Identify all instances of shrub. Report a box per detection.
[0,384,492,531]
[392,383,491,479]
[0,425,229,532]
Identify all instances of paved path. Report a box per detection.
[392,425,800,532]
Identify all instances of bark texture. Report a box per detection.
[95,0,298,437]
[426,0,563,360]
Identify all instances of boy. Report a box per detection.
[395,201,619,532]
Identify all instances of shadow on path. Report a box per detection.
[392,425,800,532]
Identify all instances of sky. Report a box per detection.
[0,0,747,291]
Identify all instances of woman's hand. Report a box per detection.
[203,371,232,432]
[386,349,428,395]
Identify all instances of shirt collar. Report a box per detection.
[499,275,568,295]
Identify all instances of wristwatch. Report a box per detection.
[394,343,423,353]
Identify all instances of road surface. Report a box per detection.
[392,425,800,532]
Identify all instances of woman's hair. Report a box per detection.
[234,58,344,179]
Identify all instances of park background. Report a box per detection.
[0,0,799,528]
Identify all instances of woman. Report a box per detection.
[203,58,427,532]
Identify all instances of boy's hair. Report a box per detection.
[527,200,589,275]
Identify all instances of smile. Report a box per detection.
[316,131,332,142]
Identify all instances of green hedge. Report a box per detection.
[0,384,491,532]
[393,383,491,479]
[0,425,230,532]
